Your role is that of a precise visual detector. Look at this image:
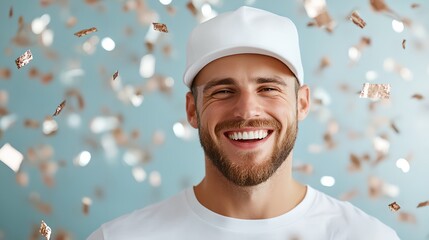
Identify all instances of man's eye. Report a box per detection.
[260,88,277,92]
[213,90,233,95]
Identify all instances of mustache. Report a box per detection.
[215,119,281,133]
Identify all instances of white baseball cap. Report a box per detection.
[183,6,304,88]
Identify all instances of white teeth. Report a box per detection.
[228,130,269,140]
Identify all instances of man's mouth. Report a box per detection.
[226,130,272,141]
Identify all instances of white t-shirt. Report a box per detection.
[87,185,399,240]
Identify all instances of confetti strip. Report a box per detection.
[15,50,33,69]
[152,23,168,33]
[389,201,401,211]
[53,100,66,116]
[9,6,13,18]
[349,11,366,29]
[417,201,429,208]
[74,27,97,37]
[39,220,51,240]
[359,83,391,100]
[0,143,23,172]
[402,39,406,49]
[113,70,119,80]
[411,93,423,100]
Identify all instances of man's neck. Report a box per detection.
[193,157,307,219]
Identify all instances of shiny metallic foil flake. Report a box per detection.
[39,220,51,240]
[359,83,391,100]
[74,27,97,37]
[113,70,119,80]
[53,100,66,116]
[15,50,33,69]
[402,39,406,49]
[152,23,168,33]
[417,201,429,208]
[349,11,366,29]
[389,201,401,211]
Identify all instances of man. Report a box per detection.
[88,6,400,239]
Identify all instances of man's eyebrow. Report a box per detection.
[256,77,288,87]
[202,78,235,92]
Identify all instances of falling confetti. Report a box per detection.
[389,201,401,211]
[417,201,429,208]
[349,11,366,29]
[152,22,168,33]
[9,6,13,18]
[402,39,406,49]
[410,3,420,9]
[359,83,391,100]
[113,70,119,80]
[39,220,51,240]
[411,93,424,100]
[52,100,66,116]
[0,143,24,172]
[303,0,336,32]
[186,1,198,16]
[82,197,92,215]
[15,50,33,69]
[74,27,97,37]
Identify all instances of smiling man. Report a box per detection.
[88,6,400,240]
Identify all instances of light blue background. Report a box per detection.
[1,0,428,239]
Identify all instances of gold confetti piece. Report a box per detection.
[0,143,24,172]
[66,89,85,111]
[152,23,168,33]
[359,83,391,100]
[9,6,13,18]
[417,201,429,208]
[348,153,361,171]
[82,197,92,215]
[397,212,416,224]
[389,201,401,211]
[349,11,366,29]
[66,16,77,28]
[303,0,336,32]
[0,68,11,79]
[39,220,51,240]
[411,93,424,100]
[186,1,198,16]
[74,27,97,37]
[113,70,119,80]
[16,171,29,187]
[402,39,406,49]
[15,50,33,69]
[411,3,420,8]
[390,121,400,134]
[292,163,313,175]
[53,100,66,116]
[24,119,40,128]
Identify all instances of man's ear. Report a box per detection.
[186,92,198,128]
[297,85,310,121]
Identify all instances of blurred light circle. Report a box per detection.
[159,0,172,5]
[320,176,335,187]
[392,20,404,33]
[101,37,115,51]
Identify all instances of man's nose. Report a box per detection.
[232,91,262,119]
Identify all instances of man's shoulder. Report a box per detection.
[306,186,399,239]
[88,188,190,240]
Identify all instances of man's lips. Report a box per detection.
[222,129,274,149]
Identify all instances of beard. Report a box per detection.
[197,113,298,187]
